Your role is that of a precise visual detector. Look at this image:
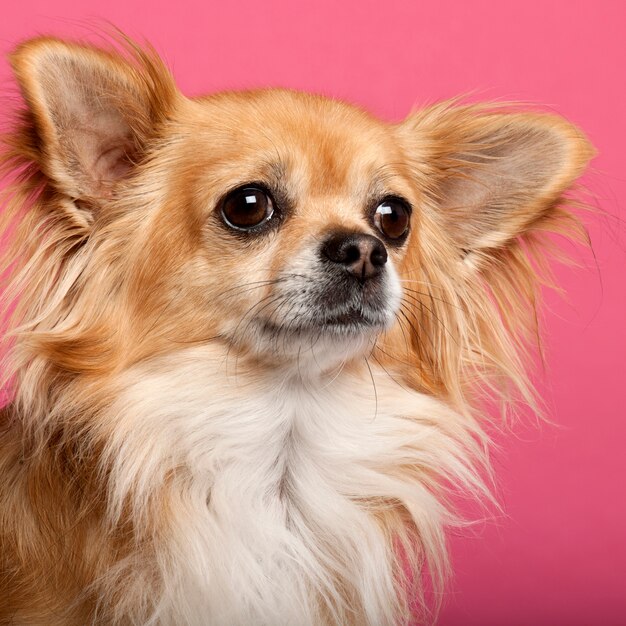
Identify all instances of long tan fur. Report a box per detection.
[0,35,593,625]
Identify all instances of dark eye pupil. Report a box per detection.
[375,200,409,240]
[222,187,274,229]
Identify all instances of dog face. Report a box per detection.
[146,92,416,366]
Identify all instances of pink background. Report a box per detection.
[1,1,624,624]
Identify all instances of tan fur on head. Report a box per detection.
[0,34,593,625]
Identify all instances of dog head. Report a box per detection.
[2,37,593,409]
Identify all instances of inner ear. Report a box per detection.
[54,86,138,196]
[10,38,174,203]
[438,120,577,252]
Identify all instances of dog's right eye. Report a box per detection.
[220,186,275,231]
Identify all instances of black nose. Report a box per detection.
[321,231,388,281]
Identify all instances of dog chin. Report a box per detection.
[240,307,392,371]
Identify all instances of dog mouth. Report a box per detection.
[320,308,381,327]
[258,305,388,338]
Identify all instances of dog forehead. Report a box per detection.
[186,89,403,194]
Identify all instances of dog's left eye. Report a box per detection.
[221,186,275,230]
[373,197,410,241]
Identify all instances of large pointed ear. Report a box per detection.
[9,37,177,216]
[396,104,595,267]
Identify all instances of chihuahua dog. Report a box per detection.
[0,36,593,625]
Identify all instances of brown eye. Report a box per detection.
[221,186,275,230]
[374,198,410,240]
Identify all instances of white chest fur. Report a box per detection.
[100,346,483,625]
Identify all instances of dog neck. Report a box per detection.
[81,343,484,625]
